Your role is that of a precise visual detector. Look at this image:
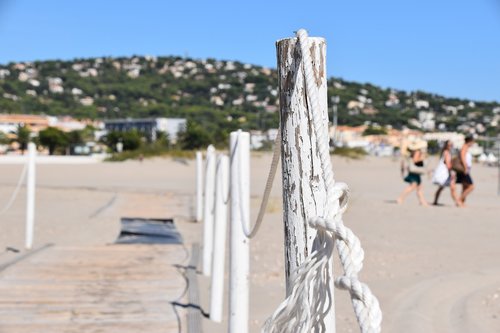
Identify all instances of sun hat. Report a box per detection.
[407,140,427,151]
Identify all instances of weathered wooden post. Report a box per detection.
[228,131,250,333]
[276,35,334,325]
[202,145,216,276]
[210,154,229,322]
[25,142,36,250]
[196,151,203,222]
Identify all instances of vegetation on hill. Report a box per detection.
[0,55,498,137]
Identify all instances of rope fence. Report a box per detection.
[0,142,37,250]
[0,161,28,216]
[196,28,381,333]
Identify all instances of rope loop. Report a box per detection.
[264,29,381,333]
[234,129,281,239]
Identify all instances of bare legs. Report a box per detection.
[450,180,464,207]
[397,183,416,204]
[433,186,444,205]
[434,175,463,207]
[416,184,429,206]
[460,183,474,205]
[397,183,428,206]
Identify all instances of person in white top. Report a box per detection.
[432,140,462,207]
[456,136,475,205]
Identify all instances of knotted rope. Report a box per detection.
[263,29,382,333]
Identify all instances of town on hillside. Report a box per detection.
[0,56,499,160]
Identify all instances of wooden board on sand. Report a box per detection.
[0,244,187,333]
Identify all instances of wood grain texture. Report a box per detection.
[0,244,187,333]
[276,36,328,294]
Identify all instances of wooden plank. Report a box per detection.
[0,243,53,273]
[0,244,186,333]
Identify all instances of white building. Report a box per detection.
[422,132,465,149]
[249,129,279,149]
[48,77,64,93]
[414,100,430,109]
[80,97,94,106]
[418,111,436,131]
[104,118,187,143]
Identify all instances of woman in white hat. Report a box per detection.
[397,141,429,206]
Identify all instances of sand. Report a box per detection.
[0,154,499,332]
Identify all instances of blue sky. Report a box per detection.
[0,0,499,102]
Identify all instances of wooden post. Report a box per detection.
[196,151,203,222]
[210,154,229,322]
[202,145,216,276]
[276,35,333,321]
[25,142,36,250]
[228,131,249,333]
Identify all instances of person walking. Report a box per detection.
[397,141,429,206]
[455,136,475,205]
[432,140,462,206]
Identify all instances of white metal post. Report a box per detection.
[228,131,250,333]
[202,145,216,276]
[196,151,203,222]
[25,142,36,250]
[210,154,229,323]
[276,35,334,329]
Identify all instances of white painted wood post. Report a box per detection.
[196,151,203,222]
[25,142,36,250]
[202,145,216,276]
[210,154,229,323]
[228,131,250,333]
[276,35,334,327]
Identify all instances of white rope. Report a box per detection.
[0,160,28,216]
[234,129,281,239]
[263,29,382,333]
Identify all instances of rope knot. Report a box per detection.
[263,28,381,333]
[335,276,383,333]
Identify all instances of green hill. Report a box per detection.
[0,55,498,136]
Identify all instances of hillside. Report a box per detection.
[0,55,499,136]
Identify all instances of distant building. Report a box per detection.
[418,111,436,131]
[422,132,464,149]
[0,114,98,136]
[249,129,279,149]
[0,114,49,134]
[47,77,64,93]
[414,100,430,109]
[103,118,186,142]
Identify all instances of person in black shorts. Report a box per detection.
[455,136,475,205]
[397,141,429,206]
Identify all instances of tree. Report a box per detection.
[11,124,31,154]
[155,130,171,148]
[177,121,213,150]
[102,130,142,151]
[121,130,142,150]
[67,130,84,146]
[362,126,387,136]
[38,127,68,155]
[0,132,9,145]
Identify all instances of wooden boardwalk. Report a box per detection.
[0,244,187,333]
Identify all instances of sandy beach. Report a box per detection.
[1,154,499,332]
